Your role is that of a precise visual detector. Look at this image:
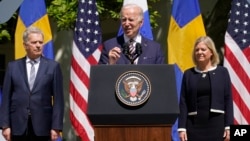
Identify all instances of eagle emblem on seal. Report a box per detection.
[123,76,145,101]
[115,71,151,106]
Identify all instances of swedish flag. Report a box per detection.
[15,0,54,59]
[167,0,206,72]
[168,1,206,141]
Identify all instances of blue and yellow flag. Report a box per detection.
[168,1,206,141]
[167,0,206,72]
[15,0,54,59]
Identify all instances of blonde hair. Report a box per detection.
[192,36,220,66]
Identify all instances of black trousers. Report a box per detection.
[12,116,50,141]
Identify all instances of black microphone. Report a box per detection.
[135,43,142,56]
[122,42,132,63]
[122,42,130,55]
[132,42,142,62]
[122,42,142,64]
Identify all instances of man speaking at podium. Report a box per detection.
[99,3,165,65]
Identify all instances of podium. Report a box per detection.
[87,64,179,141]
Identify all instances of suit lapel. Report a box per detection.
[137,36,147,64]
[117,35,125,48]
[19,57,30,90]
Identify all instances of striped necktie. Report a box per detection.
[129,39,135,55]
[29,60,36,90]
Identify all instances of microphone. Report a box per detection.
[132,43,142,62]
[122,42,132,63]
[122,42,130,56]
[135,43,142,56]
[122,42,142,64]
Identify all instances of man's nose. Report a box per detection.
[36,42,42,46]
[124,20,130,26]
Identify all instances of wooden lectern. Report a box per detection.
[88,64,179,141]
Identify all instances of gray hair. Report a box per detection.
[192,36,220,66]
[120,4,144,21]
[23,26,44,43]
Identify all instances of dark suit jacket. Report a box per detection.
[99,35,165,64]
[178,66,233,130]
[0,56,64,136]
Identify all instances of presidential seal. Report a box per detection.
[115,71,151,106]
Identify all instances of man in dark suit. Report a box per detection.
[99,3,165,64]
[0,26,64,141]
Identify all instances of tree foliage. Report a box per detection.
[0,23,11,42]
[0,0,160,43]
[46,0,160,31]
[0,0,230,46]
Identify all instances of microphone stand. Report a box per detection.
[129,43,142,64]
[123,42,142,64]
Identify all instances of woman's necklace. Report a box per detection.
[202,73,207,78]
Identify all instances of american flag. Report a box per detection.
[69,0,102,140]
[224,0,250,125]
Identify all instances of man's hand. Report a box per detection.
[108,47,121,64]
[51,129,61,141]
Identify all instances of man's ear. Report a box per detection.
[139,19,144,27]
[23,42,27,49]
